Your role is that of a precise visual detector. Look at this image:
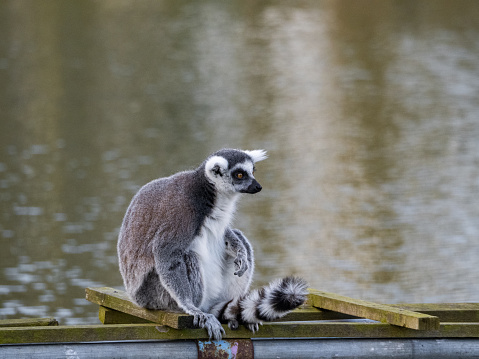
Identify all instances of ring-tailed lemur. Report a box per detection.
[118,148,308,340]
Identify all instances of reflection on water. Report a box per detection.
[1,0,479,324]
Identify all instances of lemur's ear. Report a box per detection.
[245,149,268,163]
[211,164,223,177]
[206,156,228,177]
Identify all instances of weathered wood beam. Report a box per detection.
[87,287,358,327]
[99,306,153,324]
[85,287,193,329]
[1,322,478,345]
[88,287,479,328]
[96,294,479,325]
[0,318,58,328]
[98,303,358,325]
[279,305,359,321]
[389,303,479,323]
[309,289,440,330]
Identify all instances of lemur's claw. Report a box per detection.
[246,322,260,333]
[193,312,225,340]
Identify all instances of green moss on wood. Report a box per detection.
[85,287,193,329]
[99,306,154,324]
[389,303,479,323]
[0,318,58,328]
[1,322,479,345]
[87,287,360,327]
[309,289,440,330]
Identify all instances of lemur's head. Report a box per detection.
[204,148,267,195]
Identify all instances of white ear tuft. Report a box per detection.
[244,149,268,163]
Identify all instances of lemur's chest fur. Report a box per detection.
[190,194,239,311]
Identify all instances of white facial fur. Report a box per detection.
[230,161,254,175]
[205,150,267,194]
[205,156,235,193]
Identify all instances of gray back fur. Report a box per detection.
[118,167,214,308]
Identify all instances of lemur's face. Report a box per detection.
[205,149,267,195]
[230,161,262,194]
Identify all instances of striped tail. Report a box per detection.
[223,276,308,332]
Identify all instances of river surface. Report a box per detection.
[1,0,479,324]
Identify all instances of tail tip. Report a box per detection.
[271,276,309,312]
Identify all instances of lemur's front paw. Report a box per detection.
[193,312,225,340]
[234,254,248,277]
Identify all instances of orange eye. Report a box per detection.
[236,173,243,179]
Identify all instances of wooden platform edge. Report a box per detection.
[1,322,479,345]
[309,289,440,330]
[0,318,58,328]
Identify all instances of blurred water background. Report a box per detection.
[1,0,479,325]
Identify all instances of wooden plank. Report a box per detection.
[98,303,358,325]
[88,287,356,327]
[88,287,477,329]
[284,303,479,323]
[0,318,58,328]
[1,322,478,345]
[309,289,440,330]
[280,303,359,321]
[389,303,479,323]
[99,306,153,324]
[98,301,479,324]
[85,287,193,329]
[277,307,358,322]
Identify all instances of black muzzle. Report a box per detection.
[242,179,262,194]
